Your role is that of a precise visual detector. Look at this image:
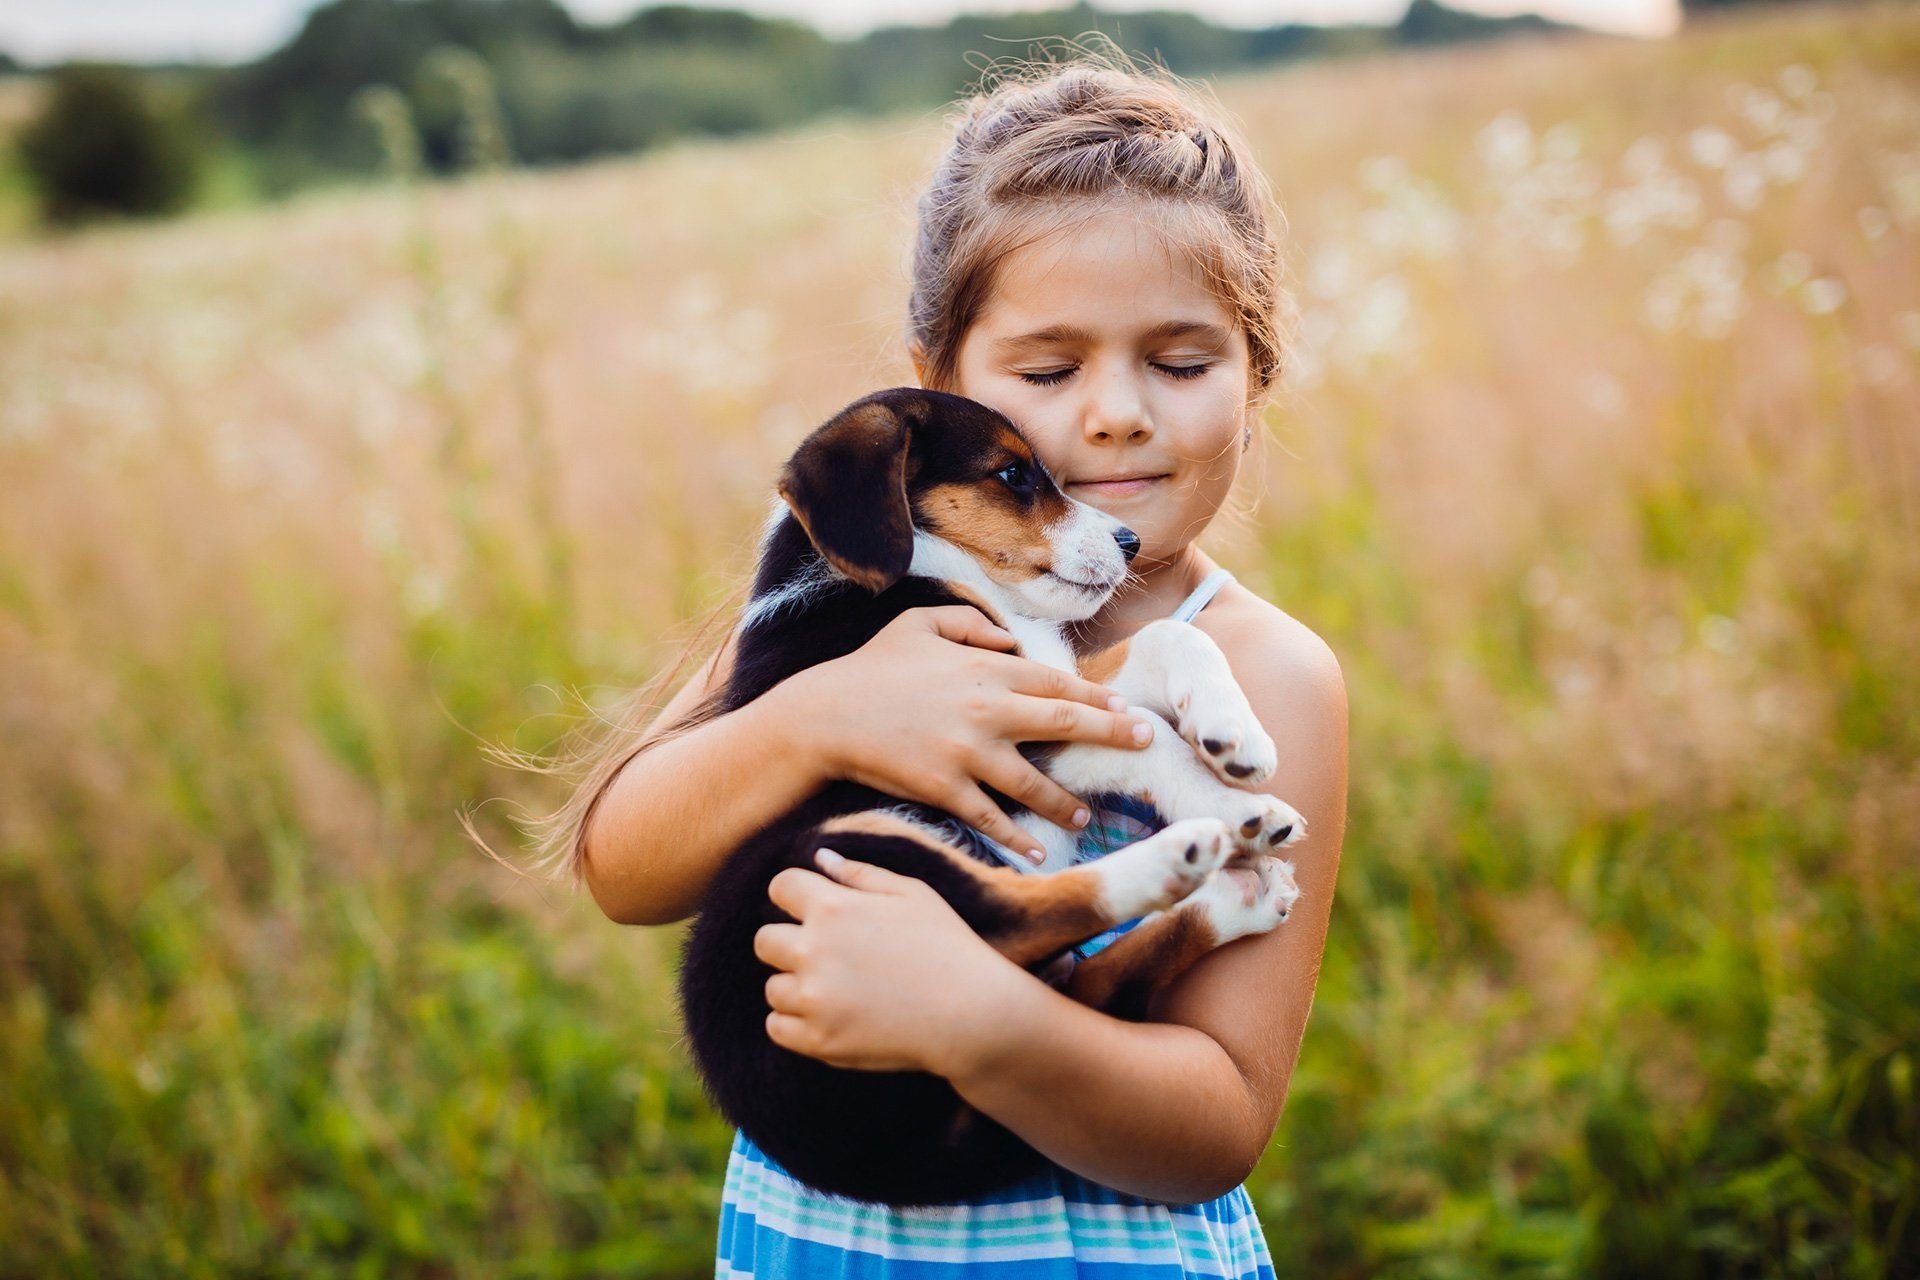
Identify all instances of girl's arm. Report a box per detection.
[582,605,1154,926]
[760,606,1348,1202]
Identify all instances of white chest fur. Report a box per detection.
[908,533,1077,672]
[908,533,1087,872]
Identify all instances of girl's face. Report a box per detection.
[945,203,1252,567]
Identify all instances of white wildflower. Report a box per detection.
[1737,86,1785,135]
[1551,664,1595,702]
[1644,226,1746,339]
[404,568,450,618]
[1778,63,1817,102]
[1897,311,1920,350]
[1543,122,1583,163]
[1699,614,1741,655]
[1478,112,1534,176]
[1581,371,1628,419]
[1688,127,1738,170]
[1346,275,1417,362]
[1766,251,1813,294]
[1801,277,1847,316]
[1306,245,1355,300]
[1764,141,1808,186]
[1859,345,1904,389]
[1623,136,1665,183]
[1724,157,1767,211]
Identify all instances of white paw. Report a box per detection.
[1172,678,1279,787]
[1215,792,1307,858]
[1191,855,1301,943]
[1093,818,1233,917]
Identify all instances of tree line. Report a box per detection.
[8,0,1585,224]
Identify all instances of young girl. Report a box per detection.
[559,54,1347,1278]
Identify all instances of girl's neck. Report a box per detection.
[1069,543,1217,653]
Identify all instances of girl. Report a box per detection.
[554,54,1347,1278]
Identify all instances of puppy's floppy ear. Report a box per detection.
[778,394,919,592]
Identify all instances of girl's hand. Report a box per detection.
[755,848,1023,1075]
[770,606,1155,860]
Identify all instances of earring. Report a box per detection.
[1242,425,1253,451]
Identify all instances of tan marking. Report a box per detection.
[1078,639,1132,686]
[817,811,1143,970]
[918,481,1055,584]
[990,426,1040,465]
[1063,906,1221,1013]
[944,582,1011,635]
[819,811,953,851]
[984,872,1124,968]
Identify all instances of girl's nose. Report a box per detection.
[1082,366,1153,445]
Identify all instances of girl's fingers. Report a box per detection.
[753,921,807,970]
[908,605,1019,653]
[1007,692,1153,749]
[1002,657,1130,713]
[765,971,805,1013]
[766,865,845,920]
[946,783,1047,865]
[813,847,912,893]
[976,749,1092,836]
[766,1010,812,1055]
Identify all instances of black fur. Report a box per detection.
[676,388,1103,1206]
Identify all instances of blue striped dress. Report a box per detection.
[715,571,1275,1279]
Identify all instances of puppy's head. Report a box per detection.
[777,388,1137,621]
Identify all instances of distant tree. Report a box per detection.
[0,50,21,75]
[1397,0,1558,46]
[16,64,200,224]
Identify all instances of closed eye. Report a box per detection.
[1017,363,1214,386]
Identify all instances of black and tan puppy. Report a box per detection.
[677,387,1304,1206]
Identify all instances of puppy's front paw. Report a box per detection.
[1217,792,1307,858]
[1172,683,1278,787]
[1190,855,1301,943]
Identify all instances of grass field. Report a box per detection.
[2,5,1917,1275]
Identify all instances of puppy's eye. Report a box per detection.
[996,461,1035,495]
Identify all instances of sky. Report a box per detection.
[0,0,1678,65]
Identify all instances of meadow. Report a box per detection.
[2,4,1917,1275]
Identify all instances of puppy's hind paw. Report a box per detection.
[1093,818,1233,918]
[1191,855,1301,943]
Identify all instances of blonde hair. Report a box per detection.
[908,46,1288,415]
[495,47,1290,885]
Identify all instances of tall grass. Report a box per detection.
[1,5,1915,1275]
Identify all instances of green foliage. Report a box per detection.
[1397,0,1561,45]
[15,63,202,224]
[205,0,1569,191]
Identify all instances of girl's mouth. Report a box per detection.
[1067,474,1168,498]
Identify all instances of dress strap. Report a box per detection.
[1171,568,1235,622]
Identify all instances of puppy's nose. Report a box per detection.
[1113,527,1141,562]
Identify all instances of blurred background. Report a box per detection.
[2,0,1916,1274]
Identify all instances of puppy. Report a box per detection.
[677,387,1305,1206]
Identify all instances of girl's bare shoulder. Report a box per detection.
[1193,580,1345,714]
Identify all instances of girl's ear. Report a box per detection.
[778,396,916,593]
